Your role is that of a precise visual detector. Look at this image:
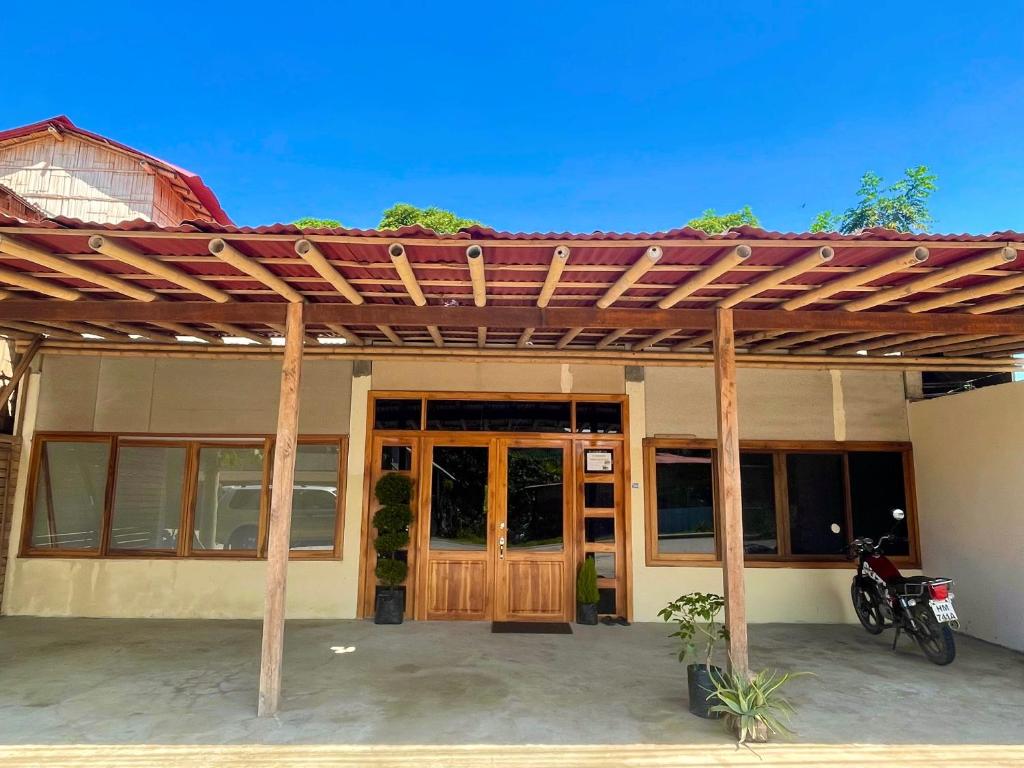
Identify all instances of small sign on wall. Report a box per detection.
[585,450,613,473]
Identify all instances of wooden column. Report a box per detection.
[713,307,749,677]
[257,302,305,717]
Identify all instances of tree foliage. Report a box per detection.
[293,217,343,229]
[686,206,760,234]
[378,203,481,233]
[810,166,937,234]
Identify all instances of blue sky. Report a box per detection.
[5,2,1024,233]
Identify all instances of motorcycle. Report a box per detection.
[835,509,958,665]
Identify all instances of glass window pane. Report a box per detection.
[584,517,615,543]
[30,441,109,550]
[654,448,715,555]
[374,399,422,430]
[507,447,563,551]
[381,445,412,471]
[430,446,489,550]
[597,587,617,614]
[110,445,186,551]
[192,446,265,552]
[575,402,622,434]
[290,444,340,551]
[426,400,571,432]
[740,453,778,555]
[586,551,615,579]
[849,452,909,556]
[584,482,614,508]
[787,453,845,555]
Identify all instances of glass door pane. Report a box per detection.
[429,446,489,550]
[506,447,564,551]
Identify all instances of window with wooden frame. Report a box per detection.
[643,439,919,567]
[22,433,347,560]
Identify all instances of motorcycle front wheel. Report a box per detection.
[851,582,885,635]
[913,606,956,665]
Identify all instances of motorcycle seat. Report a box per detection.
[889,575,932,595]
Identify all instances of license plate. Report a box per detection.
[930,598,957,623]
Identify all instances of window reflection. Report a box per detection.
[507,448,563,551]
[654,449,715,555]
[430,446,489,550]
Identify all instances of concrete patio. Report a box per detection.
[0,617,1021,749]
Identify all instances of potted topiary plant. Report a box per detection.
[710,668,804,743]
[576,557,600,625]
[658,592,729,718]
[373,472,414,625]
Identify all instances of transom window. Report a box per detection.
[644,439,917,566]
[24,433,346,559]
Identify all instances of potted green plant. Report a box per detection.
[576,557,600,625]
[373,473,414,625]
[658,592,729,718]
[710,668,803,743]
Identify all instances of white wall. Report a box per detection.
[910,382,1024,651]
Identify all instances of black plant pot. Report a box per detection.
[576,603,598,625]
[687,663,724,719]
[374,588,405,625]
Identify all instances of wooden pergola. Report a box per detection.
[2,218,1024,714]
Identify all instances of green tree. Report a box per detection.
[378,203,481,233]
[811,166,937,233]
[293,217,343,228]
[686,205,760,234]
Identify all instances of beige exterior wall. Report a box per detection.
[909,382,1024,651]
[4,358,915,623]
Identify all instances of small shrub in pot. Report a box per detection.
[372,473,413,624]
[576,557,600,625]
[659,592,729,718]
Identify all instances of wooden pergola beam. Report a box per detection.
[0,336,43,408]
[89,236,231,303]
[749,330,839,353]
[843,247,1018,312]
[631,328,680,351]
[904,269,1024,313]
[718,247,834,309]
[794,331,885,355]
[713,308,748,678]
[596,246,662,308]
[0,234,157,302]
[516,328,534,348]
[537,246,571,308]
[782,247,929,311]
[152,322,222,345]
[427,325,444,347]
[376,325,404,346]
[388,244,426,307]
[0,321,80,341]
[209,239,304,303]
[967,292,1024,315]
[477,326,487,347]
[883,333,993,355]
[671,331,713,351]
[324,324,363,346]
[556,327,584,349]
[210,323,268,345]
[466,245,486,307]
[294,240,364,305]
[257,301,304,717]
[658,245,751,309]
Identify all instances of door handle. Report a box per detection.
[499,536,506,560]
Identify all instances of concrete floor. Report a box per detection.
[0,618,1021,746]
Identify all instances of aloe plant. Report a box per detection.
[709,668,805,743]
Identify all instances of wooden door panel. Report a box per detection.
[503,560,566,618]
[425,559,488,619]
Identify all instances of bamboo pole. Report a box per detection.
[967,292,1024,315]
[843,247,1018,312]
[210,323,267,345]
[0,266,83,301]
[294,240,364,305]
[556,327,584,348]
[658,245,751,309]
[631,328,680,351]
[516,328,534,348]
[713,308,748,678]
[209,239,304,303]
[466,245,486,308]
[427,325,444,347]
[388,244,426,306]
[671,331,713,351]
[537,246,571,308]
[325,324,363,346]
[904,266,1024,313]
[376,325,404,346]
[89,236,231,303]
[0,234,157,302]
[782,247,929,311]
[718,247,833,309]
[595,328,632,349]
[596,246,662,308]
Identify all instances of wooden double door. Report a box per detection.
[416,437,572,621]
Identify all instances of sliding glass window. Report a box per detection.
[29,439,110,551]
[110,444,187,552]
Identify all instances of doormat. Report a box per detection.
[491,621,573,634]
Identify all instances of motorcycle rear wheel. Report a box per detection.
[913,607,956,665]
[851,582,885,635]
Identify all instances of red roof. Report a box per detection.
[0,116,232,226]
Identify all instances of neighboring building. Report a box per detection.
[0,116,230,226]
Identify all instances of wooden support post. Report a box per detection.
[257,302,304,717]
[713,308,749,678]
[0,336,43,409]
